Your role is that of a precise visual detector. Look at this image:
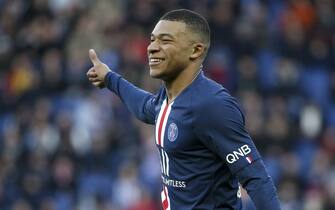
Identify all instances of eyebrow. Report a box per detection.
[151,33,175,39]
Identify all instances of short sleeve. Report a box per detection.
[193,93,261,174]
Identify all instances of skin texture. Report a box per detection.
[148,20,193,81]
[87,20,207,103]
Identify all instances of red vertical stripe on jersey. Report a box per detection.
[162,187,169,210]
[158,103,169,146]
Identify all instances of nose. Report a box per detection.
[147,40,160,55]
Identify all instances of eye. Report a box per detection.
[162,39,173,43]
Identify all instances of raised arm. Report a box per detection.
[87,49,158,124]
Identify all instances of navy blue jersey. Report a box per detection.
[105,70,281,210]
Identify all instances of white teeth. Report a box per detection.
[149,58,164,65]
[150,58,160,62]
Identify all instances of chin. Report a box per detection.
[149,68,164,79]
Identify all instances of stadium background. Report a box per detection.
[0,0,334,209]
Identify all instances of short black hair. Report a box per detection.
[160,9,210,47]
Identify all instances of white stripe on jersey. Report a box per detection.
[164,151,170,176]
[161,149,166,175]
[155,99,167,145]
[156,99,173,210]
[160,101,173,147]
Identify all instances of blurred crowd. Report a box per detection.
[0,0,335,210]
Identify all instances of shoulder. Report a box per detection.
[190,74,244,124]
[191,74,241,112]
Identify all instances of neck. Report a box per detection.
[164,64,202,104]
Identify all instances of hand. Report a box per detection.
[87,49,111,88]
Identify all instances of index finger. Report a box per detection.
[86,67,97,77]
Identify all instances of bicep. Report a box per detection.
[195,97,261,174]
[141,94,159,124]
[105,71,160,124]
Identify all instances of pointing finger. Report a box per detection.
[89,49,101,66]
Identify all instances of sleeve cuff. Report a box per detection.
[104,71,121,93]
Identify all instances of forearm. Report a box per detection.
[236,159,281,210]
[104,71,155,123]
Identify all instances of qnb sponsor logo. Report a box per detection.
[226,144,251,164]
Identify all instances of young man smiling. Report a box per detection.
[87,9,281,210]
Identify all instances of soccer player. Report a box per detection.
[87,9,281,210]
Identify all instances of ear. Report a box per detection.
[190,43,206,60]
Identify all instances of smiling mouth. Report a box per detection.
[149,58,165,66]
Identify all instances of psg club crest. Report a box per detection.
[168,123,178,142]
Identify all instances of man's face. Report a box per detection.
[148,20,193,81]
